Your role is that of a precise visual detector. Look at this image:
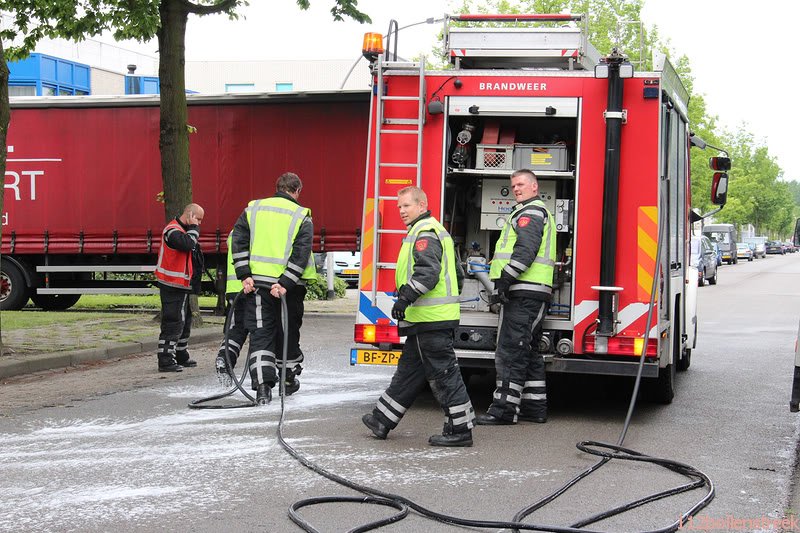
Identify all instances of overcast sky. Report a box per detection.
[102,0,799,180]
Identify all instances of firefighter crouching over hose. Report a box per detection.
[476,169,556,425]
[231,172,316,405]
[362,186,476,447]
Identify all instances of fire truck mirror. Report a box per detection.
[709,156,731,171]
[711,172,728,206]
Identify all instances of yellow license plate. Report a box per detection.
[351,348,401,365]
[343,269,359,275]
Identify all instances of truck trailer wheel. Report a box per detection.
[0,260,30,311]
[30,293,82,311]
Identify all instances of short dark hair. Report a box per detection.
[511,169,538,183]
[276,172,302,193]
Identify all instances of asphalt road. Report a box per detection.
[1,256,800,532]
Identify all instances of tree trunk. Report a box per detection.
[0,38,10,353]
[156,1,202,325]
[157,0,193,222]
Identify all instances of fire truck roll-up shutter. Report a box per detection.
[448,96,578,117]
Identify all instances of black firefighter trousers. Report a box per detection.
[242,286,306,389]
[157,286,192,366]
[220,287,306,373]
[487,296,549,422]
[371,328,475,435]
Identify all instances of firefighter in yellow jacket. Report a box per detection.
[362,186,475,446]
[476,169,556,425]
[231,173,316,405]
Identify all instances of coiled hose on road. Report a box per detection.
[190,269,715,531]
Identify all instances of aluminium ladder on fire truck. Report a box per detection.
[369,57,426,304]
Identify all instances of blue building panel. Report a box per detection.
[8,53,91,95]
[125,75,160,95]
[74,65,90,88]
[39,55,57,82]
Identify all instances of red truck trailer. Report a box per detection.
[1,91,370,310]
[349,14,728,403]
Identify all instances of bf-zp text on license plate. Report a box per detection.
[351,349,401,365]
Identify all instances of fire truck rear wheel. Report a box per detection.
[30,293,82,311]
[677,321,695,373]
[0,260,31,311]
[646,314,679,403]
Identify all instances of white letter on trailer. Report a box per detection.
[22,170,44,200]
[4,171,20,200]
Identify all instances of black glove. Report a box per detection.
[391,298,411,320]
[492,277,511,305]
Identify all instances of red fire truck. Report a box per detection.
[349,14,728,402]
[1,91,369,311]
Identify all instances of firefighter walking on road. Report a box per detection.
[362,186,476,447]
[154,203,205,372]
[476,169,556,425]
[231,172,315,405]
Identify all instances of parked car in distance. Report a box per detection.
[691,236,718,286]
[786,241,797,253]
[703,223,738,265]
[332,251,361,287]
[736,242,754,262]
[316,251,361,287]
[712,241,722,266]
[744,237,767,259]
[766,241,785,255]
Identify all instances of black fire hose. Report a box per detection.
[188,291,257,409]
[277,261,715,531]
[190,283,714,530]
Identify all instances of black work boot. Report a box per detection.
[158,357,183,373]
[362,413,389,439]
[518,413,547,424]
[282,378,300,396]
[475,413,515,425]
[429,430,473,447]
[256,384,272,405]
[175,352,197,368]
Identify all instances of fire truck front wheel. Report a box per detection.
[0,259,31,311]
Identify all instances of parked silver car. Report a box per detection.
[691,236,718,286]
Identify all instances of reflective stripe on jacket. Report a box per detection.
[490,198,556,295]
[245,196,316,285]
[225,232,240,295]
[155,219,194,289]
[395,216,460,323]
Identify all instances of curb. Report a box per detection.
[0,327,223,381]
[0,308,357,381]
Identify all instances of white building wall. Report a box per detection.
[91,68,126,95]
[184,59,372,93]
[10,30,373,95]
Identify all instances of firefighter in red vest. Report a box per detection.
[154,203,205,372]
